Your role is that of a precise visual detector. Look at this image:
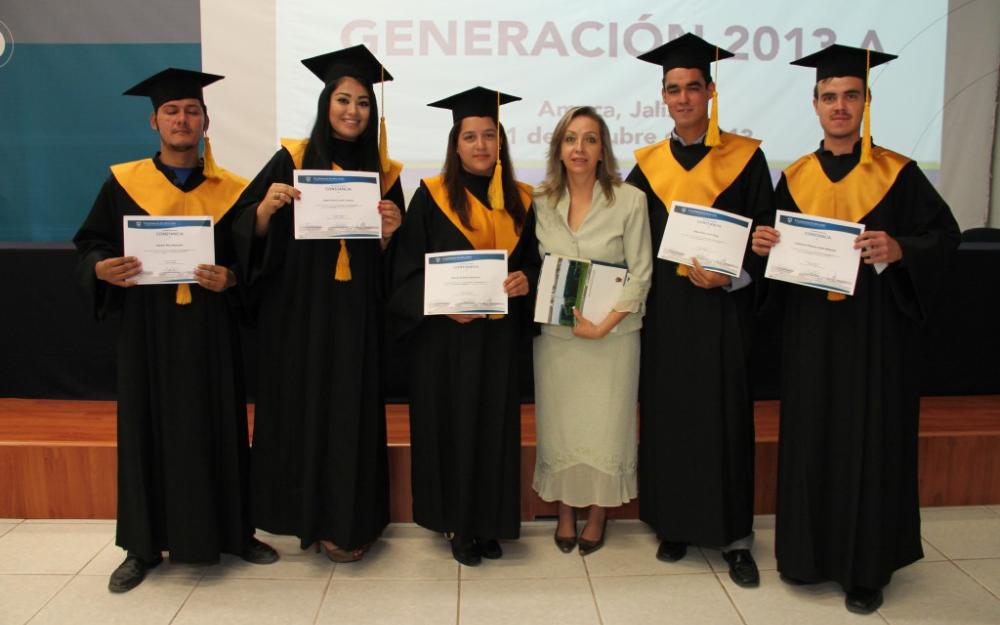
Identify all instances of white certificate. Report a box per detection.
[657,201,752,278]
[293,169,381,239]
[424,250,508,315]
[122,216,215,285]
[764,210,866,295]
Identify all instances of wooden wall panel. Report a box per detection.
[0,445,116,518]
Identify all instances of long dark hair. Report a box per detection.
[303,75,385,180]
[441,121,527,232]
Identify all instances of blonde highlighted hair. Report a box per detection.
[534,106,621,204]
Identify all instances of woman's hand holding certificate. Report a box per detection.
[293,169,382,240]
[423,250,509,316]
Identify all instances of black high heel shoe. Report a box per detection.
[578,515,607,556]
[554,505,577,553]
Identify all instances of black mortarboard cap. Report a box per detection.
[790,44,897,83]
[301,44,392,85]
[427,87,521,124]
[636,33,735,78]
[792,45,897,166]
[123,67,223,110]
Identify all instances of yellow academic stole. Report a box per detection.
[784,146,910,300]
[422,175,532,256]
[281,138,403,281]
[423,175,533,319]
[111,159,247,304]
[280,138,402,194]
[634,132,760,277]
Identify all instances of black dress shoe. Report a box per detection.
[451,536,481,566]
[477,538,502,559]
[722,549,760,587]
[241,536,279,564]
[845,586,883,614]
[656,540,687,562]
[108,553,162,593]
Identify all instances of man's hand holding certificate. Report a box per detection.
[424,250,508,315]
[657,201,752,278]
[293,169,381,240]
[764,210,865,295]
[123,216,215,284]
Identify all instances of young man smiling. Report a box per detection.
[626,33,774,589]
[751,45,960,614]
[73,68,277,593]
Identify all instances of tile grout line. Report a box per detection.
[455,560,462,625]
[23,525,115,623]
[582,552,606,625]
[309,562,337,625]
[710,571,749,625]
[165,564,208,625]
[588,570,720,579]
[948,558,1000,602]
[919,531,947,561]
[22,573,75,625]
[75,533,117,576]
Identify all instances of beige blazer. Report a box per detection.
[534,181,652,338]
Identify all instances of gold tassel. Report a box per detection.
[827,292,847,302]
[488,161,505,210]
[378,116,391,174]
[334,240,352,281]
[705,91,721,147]
[676,264,689,277]
[378,66,392,176]
[202,135,222,180]
[860,49,872,165]
[704,46,721,147]
[860,98,872,165]
[487,89,505,210]
[176,283,192,305]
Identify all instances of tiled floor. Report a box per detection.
[2,507,999,625]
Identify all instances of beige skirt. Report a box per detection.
[532,330,640,507]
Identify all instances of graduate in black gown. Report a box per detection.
[73,68,277,593]
[232,46,403,562]
[389,87,539,566]
[625,35,773,587]
[751,45,960,614]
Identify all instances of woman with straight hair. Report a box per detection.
[532,106,651,555]
[389,87,538,567]
[232,45,403,562]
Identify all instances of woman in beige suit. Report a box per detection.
[532,106,652,555]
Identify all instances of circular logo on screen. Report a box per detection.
[0,21,14,69]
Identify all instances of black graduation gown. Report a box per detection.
[232,143,401,550]
[388,174,539,540]
[73,158,252,563]
[770,145,960,590]
[626,142,774,547]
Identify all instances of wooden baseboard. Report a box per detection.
[1,397,998,519]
